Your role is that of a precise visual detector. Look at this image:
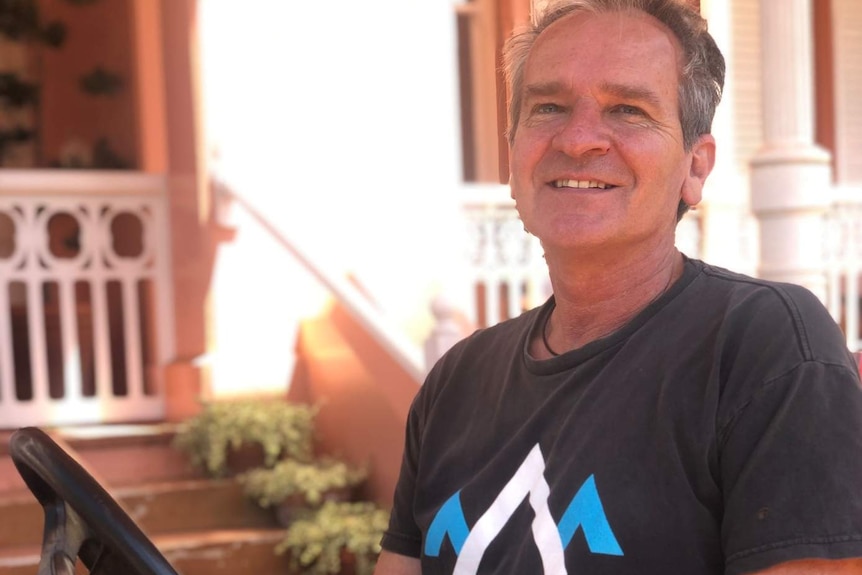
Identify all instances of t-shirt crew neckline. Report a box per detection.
[524,256,702,375]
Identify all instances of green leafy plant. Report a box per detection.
[240,457,367,508]
[172,398,318,477]
[275,501,389,575]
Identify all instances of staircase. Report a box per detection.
[0,424,295,575]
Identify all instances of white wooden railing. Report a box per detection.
[460,185,550,328]
[826,191,862,351]
[0,171,174,428]
[2,172,856,424]
[438,185,862,364]
[455,184,704,329]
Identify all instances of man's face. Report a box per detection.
[509,10,713,256]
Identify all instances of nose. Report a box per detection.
[551,103,611,158]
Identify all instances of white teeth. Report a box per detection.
[554,180,609,189]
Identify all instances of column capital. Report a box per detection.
[751,144,831,168]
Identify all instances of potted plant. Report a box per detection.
[172,398,318,476]
[240,457,368,525]
[275,501,389,575]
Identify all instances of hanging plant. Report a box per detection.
[275,501,389,575]
[240,457,368,526]
[79,66,123,96]
[0,72,37,108]
[240,457,367,508]
[172,398,319,477]
[0,0,65,46]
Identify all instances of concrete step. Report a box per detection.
[0,492,42,552]
[121,478,276,535]
[0,545,43,575]
[159,529,294,575]
[42,423,205,488]
[0,424,371,574]
[0,528,294,575]
[0,477,277,549]
[0,423,287,575]
[0,424,205,496]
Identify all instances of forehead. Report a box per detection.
[524,10,683,99]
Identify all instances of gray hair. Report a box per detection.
[504,0,725,151]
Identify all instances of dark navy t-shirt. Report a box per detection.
[382,259,862,574]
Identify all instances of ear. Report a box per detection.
[681,134,716,208]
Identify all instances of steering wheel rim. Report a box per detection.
[10,427,179,575]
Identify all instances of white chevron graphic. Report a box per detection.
[454,444,567,574]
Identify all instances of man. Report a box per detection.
[375,0,862,573]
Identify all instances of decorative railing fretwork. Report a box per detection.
[462,186,549,328]
[0,172,174,428]
[460,186,862,353]
[826,195,862,351]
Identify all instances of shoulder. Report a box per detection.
[679,261,861,434]
[688,260,851,367]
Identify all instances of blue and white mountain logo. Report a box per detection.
[424,444,623,574]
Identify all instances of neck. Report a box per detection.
[538,245,682,357]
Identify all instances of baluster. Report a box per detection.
[424,295,464,371]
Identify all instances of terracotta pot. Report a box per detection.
[340,549,358,575]
[224,442,267,475]
[274,486,355,527]
[274,493,308,527]
[284,548,368,575]
[338,549,379,575]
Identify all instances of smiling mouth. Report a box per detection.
[553,180,613,189]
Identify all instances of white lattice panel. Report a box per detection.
[463,186,549,328]
[825,197,862,351]
[0,172,174,428]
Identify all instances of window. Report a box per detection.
[456,0,531,183]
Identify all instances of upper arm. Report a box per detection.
[719,361,862,572]
[747,558,862,574]
[374,550,421,575]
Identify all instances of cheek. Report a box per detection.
[624,144,688,195]
[510,130,548,170]
[510,138,530,168]
[508,149,535,196]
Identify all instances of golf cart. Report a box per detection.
[9,426,179,575]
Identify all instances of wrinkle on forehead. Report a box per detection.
[521,9,684,112]
[530,9,684,79]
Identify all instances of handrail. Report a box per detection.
[0,169,168,196]
[214,180,426,385]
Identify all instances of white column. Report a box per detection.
[698,0,754,274]
[750,0,832,300]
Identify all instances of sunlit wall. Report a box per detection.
[199,0,470,395]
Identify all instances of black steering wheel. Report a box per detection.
[10,427,179,575]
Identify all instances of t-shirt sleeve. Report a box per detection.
[380,394,425,558]
[720,360,862,574]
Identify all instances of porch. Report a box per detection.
[1,172,861,433]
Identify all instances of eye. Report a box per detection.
[532,103,563,115]
[612,104,645,116]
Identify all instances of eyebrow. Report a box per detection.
[599,82,664,109]
[522,81,568,99]
[522,80,665,109]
